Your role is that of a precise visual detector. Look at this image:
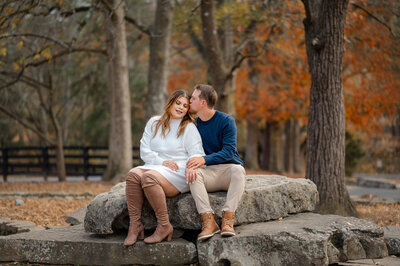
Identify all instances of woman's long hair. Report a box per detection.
[153,90,196,138]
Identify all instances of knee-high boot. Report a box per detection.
[124,170,145,246]
[141,173,173,244]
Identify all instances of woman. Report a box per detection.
[124,90,205,246]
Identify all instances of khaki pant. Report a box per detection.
[189,164,246,214]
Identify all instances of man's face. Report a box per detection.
[189,89,202,114]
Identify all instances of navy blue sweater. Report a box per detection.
[196,110,244,166]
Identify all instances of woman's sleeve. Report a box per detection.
[183,123,205,158]
[140,117,164,165]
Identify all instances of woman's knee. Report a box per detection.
[141,171,160,187]
[126,168,143,183]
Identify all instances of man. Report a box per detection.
[186,84,246,241]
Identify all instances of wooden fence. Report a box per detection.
[0,146,140,182]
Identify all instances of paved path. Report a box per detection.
[353,173,400,179]
[348,186,400,199]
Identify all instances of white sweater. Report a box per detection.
[138,116,205,192]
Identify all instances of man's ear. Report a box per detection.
[200,99,207,107]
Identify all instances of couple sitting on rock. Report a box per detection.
[124,84,246,246]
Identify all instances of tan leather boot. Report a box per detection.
[124,170,145,246]
[197,212,220,241]
[221,210,235,237]
[142,173,173,244]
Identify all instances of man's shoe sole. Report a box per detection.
[221,231,235,237]
[197,229,221,241]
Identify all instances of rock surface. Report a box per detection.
[0,218,41,236]
[84,175,318,234]
[0,224,197,266]
[1,213,392,266]
[197,213,388,266]
[384,226,400,256]
[65,207,86,225]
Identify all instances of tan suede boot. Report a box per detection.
[142,173,173,244]
[221,210,235,237]
[197,212,220,241]
[124,170,145,246]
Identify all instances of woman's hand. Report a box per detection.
[185,167,197,184]
[162,160,179,171]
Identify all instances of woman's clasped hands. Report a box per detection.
[162,160,179,171]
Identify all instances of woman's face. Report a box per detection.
[170,96,189,119]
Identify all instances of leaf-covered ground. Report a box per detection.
[0,180,399,227]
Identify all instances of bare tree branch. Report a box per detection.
[125,15,150,35]
[351,3,396,37]
[229,24,276,77]
[0,71,50,90]
[27,48,107,67]
[100,0,113,12]
[0,33,70,49]
[60,6,91,17]
[0,48,106,91]
[0,105,55,145]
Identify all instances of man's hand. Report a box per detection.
[185,167,198,184]
[162,160,179,171]
[186,156,205,169]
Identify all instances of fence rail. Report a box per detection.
[0,146,140,182]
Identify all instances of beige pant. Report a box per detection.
[189,164,246,214]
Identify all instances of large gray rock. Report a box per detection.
[0,224,197,266]
[65,207,86,225]
[84,175,318,234]
[197,213,388,266]
[0,218,41,236]
[384,225,400,256]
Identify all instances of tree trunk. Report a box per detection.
[260,122,271,170]
[54,120,66,182]
[269,121,284,173]
[245,120,259,170]
[284,119,294,174]
[103,0,133,181]
[47,70,66,182]
[284,118,303,174]
[146,0,174,119]
[201,0,229,112]
[292,119,303,173]
[302,0,357,216]
[244,39,260,169]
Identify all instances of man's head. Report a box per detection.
[190,84,218,113]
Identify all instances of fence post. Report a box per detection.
[83,147,89,180]
[43,147,49,181]
[2,148,8,182]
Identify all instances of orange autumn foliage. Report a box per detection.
[235,1,309,124]
[344,0,400,132]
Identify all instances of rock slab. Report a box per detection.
[84,175,318,234]
[197,213,388,266]
[0,218,40,236]
[384,226,400,256]
[0,224,197,266]
[65,207,86,225]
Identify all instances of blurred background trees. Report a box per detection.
[1,0,399,184]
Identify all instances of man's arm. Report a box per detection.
[202,116,237,164]
[187,116,238,168]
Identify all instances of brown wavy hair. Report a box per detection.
[153,90,196,138]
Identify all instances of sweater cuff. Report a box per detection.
[204,155,212,165]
